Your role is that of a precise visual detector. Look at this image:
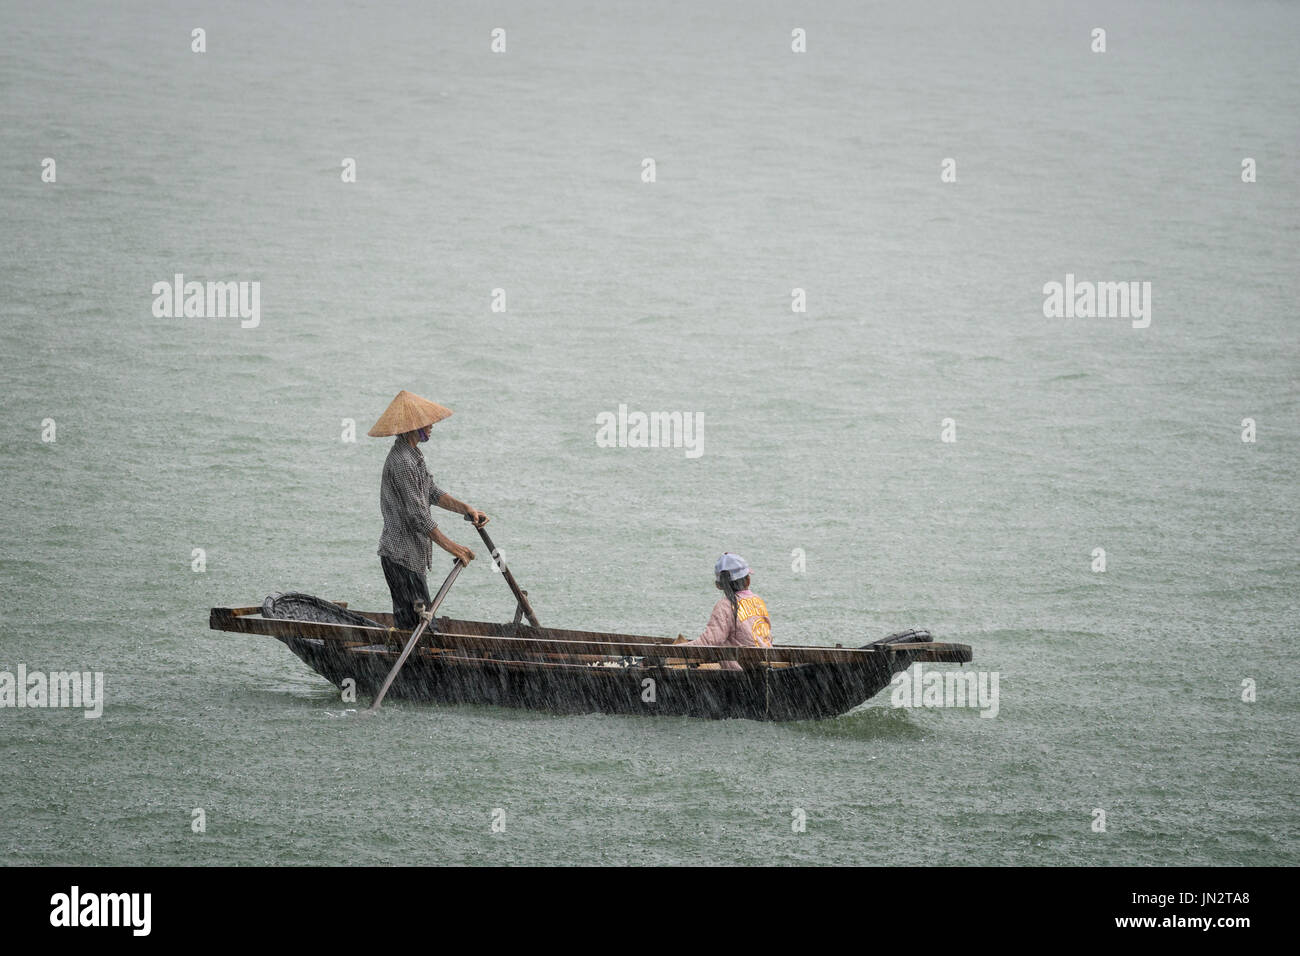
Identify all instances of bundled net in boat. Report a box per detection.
[261,592,384,629]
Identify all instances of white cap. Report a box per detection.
[714,552,751,582]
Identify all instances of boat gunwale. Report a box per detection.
[209,605,974,667]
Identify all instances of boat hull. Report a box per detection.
[209,594,967,721]
[275,631,927,721]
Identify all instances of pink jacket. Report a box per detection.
[680,590,772,671]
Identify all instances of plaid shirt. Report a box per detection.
[377,439,446,573]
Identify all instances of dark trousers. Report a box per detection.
[380,555,431,630]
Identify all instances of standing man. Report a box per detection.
[368,390,489,629]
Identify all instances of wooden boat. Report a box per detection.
[209,591,973,721]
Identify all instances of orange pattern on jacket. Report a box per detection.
[734,594,772,646]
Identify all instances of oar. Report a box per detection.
[364,558,465,714]
[468,514,540,627]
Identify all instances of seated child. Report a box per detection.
[675,552,772,670]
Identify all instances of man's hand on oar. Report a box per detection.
[450,511,486,563]
[431,526,475,564]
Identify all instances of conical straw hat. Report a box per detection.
[367,390,453,437]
